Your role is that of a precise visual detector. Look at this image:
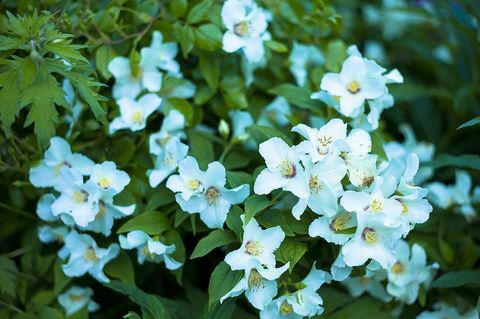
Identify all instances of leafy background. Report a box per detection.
[0,0,479,318]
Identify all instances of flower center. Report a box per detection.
[163,152,175,167]
[69,294,83,302]
[206,186,220,204]
[362,176,374,187]
[361,227,378,245]
[141,246,156,259]
[132,110,143,124]
[247,269,262,288]
[347,80,361,94]
[279,300,293,315]
[98,177,110,189]
[369,199,383,213]
[72,190,88,203]
[156,134,172,146]
[309,175,322,193]
[245,240,263,256]
[97,200,107,218]
[277,159,296,178]
[234,21,251,37]
[54,161,72,175]
[83,246,98,262]
[391,261,404,274]
[330,214,350,232]
[186,179,200,190]
[401,201,409,214]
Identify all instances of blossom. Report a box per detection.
[341,211,403,268]
[221,0,271,62]
[109,94,162,134]
[257,97,291,127]
[29,136,94,189]
[167,157,249,228]
[289,42,324,87]
[309,210,356,245]
[62,231,119,282]
[292,154,346,219]
[119,230,182,270]
[38,225,69,259]
[223,217,288,309]
[229,110,254,144]
[260,264,331,318]
[386,241,437,304]
[149,109,186,156]
[254,137,309,198]
[140,31,180,76]
[342,264,392,302]
[148,139,189,188]
[225,217,285,271]
[58,286,99,316]
[90,161,130,195]
[319,55,386,116]
[36,193,60,222]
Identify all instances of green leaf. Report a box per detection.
[370,131,388,161]
[191,230,237,259]
[124,311,142,319]
[226,206,243,239]
[274,238,307,272]
[329,296,391,319]
[199,52,220,90]
[95,45,116,79]
[45,42,89,64]
[37,306,64,319]
[268,84,321,111]
[105,281,172,319]
[179,25,195,58]
[187,130,214,169]
[0,68,21,136]
[265,40,288,53]
[424,154,480,171]
[247,124,293,145]
[244,195,273,225]
[0,256,17,297]
[171,0,188,18]
[208,262,243,309]
[223,91,248,109]
[117,211,171,235]
[432,270,480,288]
[145,186,175,211]
[164,98,194,125]
[104,250,135,284]
[325,40,347,72]
[458,116,480,129]
[196,24,222,51]
[187,0,213,24]
[226,171,251,188]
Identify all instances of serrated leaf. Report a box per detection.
[244,195,274,225]
[0,256,18,297]
[45,42,89,64]
[274,238,307,272]
[208,262,243,309]
[191,230,237,259]
[117,211,171,235]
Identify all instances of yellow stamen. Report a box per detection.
[279,300,293,315]
[277,159,296,178]
[347,80,361,94]
[361,227,378,245]
[245,241,263,256]
[132,110,143,124]
[309,175,321,193]
[186,179,200,190]
[69,294,83,302]
[98,177,110,188]
[72,191,88,203]
[391,261,404,274]
[401,201,409,214]
[83,246,98,262]
[247,269,262,288]
[370,199,383,213]
[234,21,250,37]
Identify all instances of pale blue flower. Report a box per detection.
[330,252,352,281]
[257,97,291,127]
[36,193,60,222]
[119,230,182,270]
[140,31,180,76]
[90,161,131,195]
[167,157,250,228]
[149,109,186,156]
[109,94,162,134]
[260,264,330,318]
[289,42,324,87]
[38,225,69,259]
[229,110,256,149]
[62,231,119,282]
[343,265,392,302]
[58,286,99,316]
[29,137,94,189]
[309,210,356,245]
[148,139,189,188]
[221,0,271,63]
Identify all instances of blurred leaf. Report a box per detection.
[247,125,292,145]
[187,0,213,24]
[195,24,222,51]
[425,154,480,171]
[191,229,237,259]
[432,269,480,288]
[117,211,171,235]
[268,84,321,110]
[0,256,18,297]
[104,250,135,284]
[458,116,480,129]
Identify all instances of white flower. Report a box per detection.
[319,55,386,116]
[291,119,348,163]
[343,265,392,302]
[257,97,291,127]
[36,193,60,222]
[221,0,271,62]
[386,241,437,304]
[58,286,99,316]
[341,212,403,268]
[254,137,309,198]
[260,264,330,318]
[149,110,186,156]
[62,231,119,282]
[90,161,130,195]
[330,252,352,281]
[29,136,94,189]
[140,31,180,76]
[225,217,286,271]
[289,42,324,87]
[38,225,69,259]
[221,264,289,310]
[292,154,346,219]
[167,157,250,228]
[148,139,189,188]
[309,210,356,245]
[119,230,182,270]
[229,110,254,144]
[109,94,162,134]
